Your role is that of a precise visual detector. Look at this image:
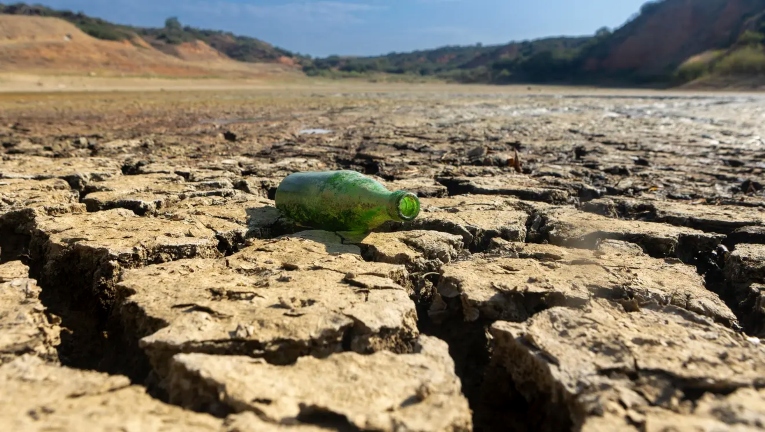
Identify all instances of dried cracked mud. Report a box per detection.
[1,86,764,431]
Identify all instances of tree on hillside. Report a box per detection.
[595,27,611,38]
[157,16,193,44]
[639,1,663,16]
[165,17,182,31]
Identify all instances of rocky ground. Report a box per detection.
[0,86,764,431]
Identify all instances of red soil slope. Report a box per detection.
[584,0,765,76]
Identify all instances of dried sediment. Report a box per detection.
[116,232,418,378]
[1,88,765,431]
[488,299,765,431]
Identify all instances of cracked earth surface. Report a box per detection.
[1,86,764,431]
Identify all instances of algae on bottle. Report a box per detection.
[274,170,420,233]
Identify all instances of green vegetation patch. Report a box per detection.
[714,45,765,76]
[675,50,725,82]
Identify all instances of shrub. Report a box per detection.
[737,30,765,47]
[76,21,130,41]
[714,46,765,76]
[675,61,709,82]
[674,50,724,82]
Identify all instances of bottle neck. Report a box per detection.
[387,191,421,222]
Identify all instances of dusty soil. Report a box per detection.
[0,83,764,431]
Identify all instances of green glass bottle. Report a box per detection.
[274,170,420,233]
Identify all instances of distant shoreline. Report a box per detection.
[2,73,764,96]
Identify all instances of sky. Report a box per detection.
[33,0,650,57]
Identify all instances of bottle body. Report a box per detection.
[274,170,420,233]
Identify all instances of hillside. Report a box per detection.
[0,14,297,77]
[305,37,593,83]
[0,2,301,66]
[308,0,765,87]
[579,0,765,82]
[0,15,204,76]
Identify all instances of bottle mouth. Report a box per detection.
[394,191,420,221]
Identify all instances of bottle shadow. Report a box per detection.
[245,206,369,255]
